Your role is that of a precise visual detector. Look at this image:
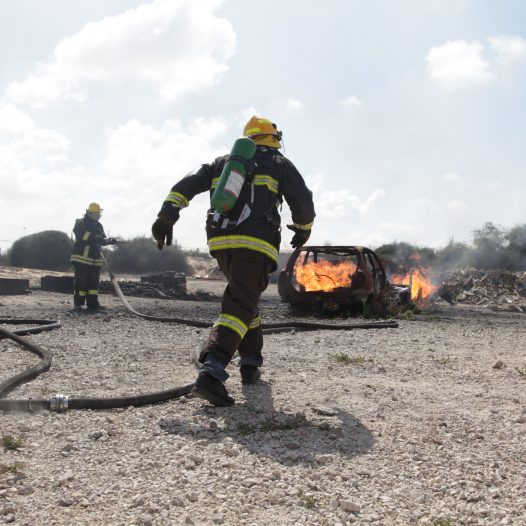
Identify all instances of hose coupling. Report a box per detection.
[49,394,69,412]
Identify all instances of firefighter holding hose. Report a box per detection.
[152,116,315,406]
[71,202,118,311]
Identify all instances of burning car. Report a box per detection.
[277,245,401,314]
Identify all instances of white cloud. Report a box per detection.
[0,113,230,247]
[358,189,386,215]
[188,116,228,142]
[378,222,421,237]
[484,181,507,192]
[341,96,363,109]
[443,171,461,183]
[489,35,526,64]
[413,197,441,213]
[446,200,468,212]
[0,123,70,184]
[309,174,385,219]
[0,103,34,136]
[97,116,229,240]
[101,117,226,186]
[6,0,236,107]
[0,116,84,240]
[285,98,302,110]
[426,40,494,90]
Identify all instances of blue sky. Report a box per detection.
[1,0,525,253]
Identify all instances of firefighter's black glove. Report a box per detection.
[106,237,118,245]
[287,224,311,249]
[152,209,179,250]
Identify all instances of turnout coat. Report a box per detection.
[70,214,107,267]
[160,145,315,271]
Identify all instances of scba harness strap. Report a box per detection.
[207,157,258,231]
[224,154,256,182]
[208,149,281,233]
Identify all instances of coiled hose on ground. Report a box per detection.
[0,256,398,412]
[0,321,193,412]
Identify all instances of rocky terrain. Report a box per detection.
[1,276,526,525]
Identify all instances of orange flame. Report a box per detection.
[391,267,438,303]
[295,258,358,292]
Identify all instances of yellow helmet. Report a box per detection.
[87,202,102,213]
[243,116,282,148]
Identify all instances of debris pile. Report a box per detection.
[436,267,526,313]
[195,266,225,280]
[99,272,217,302]
[0,277,30,295]
[140,271,187,293]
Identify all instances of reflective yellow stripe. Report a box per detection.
[211,177,220,189]
[208,235,278,263]
[165,191,189,208]
[254,174,278,194]
[83,246,89,258]
[87,290,98,295]
[82,232,91,241]
[214,313,248,339]
[246,121,272,135]
[292,221,314,230]
[71,254,103,266]
[248,316,261,330]
[78,291,87,297]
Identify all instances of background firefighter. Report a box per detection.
[152,116,315,406]
[71,202,118,311]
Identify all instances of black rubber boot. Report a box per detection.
[240,365,261,385]
[192,372,235,407]
[87,304,106,311]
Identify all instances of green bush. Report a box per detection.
[434,239,471,269]
[470,222,526,270]
[375,223,526,272]
[103,236,191,274]
[471,222,508,269]
[7,231,72,270]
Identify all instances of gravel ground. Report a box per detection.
[1,280,526,526]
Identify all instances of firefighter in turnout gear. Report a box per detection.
[71,202,118,311]
[152,116,315,406]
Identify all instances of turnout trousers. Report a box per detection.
[199,249,271,382]
[73,263,101,308]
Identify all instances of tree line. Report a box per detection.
[0,222,525,273]
[0,231,192,274]
[375,222,526,273]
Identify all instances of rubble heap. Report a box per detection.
[98,279,217,302]
[436,267,526,313]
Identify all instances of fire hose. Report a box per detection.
[100,251,399,333]
[0,319,58,409]
[0,255,398,412]
[0,321,193,412]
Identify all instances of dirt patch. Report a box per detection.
[1,280,525,525]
